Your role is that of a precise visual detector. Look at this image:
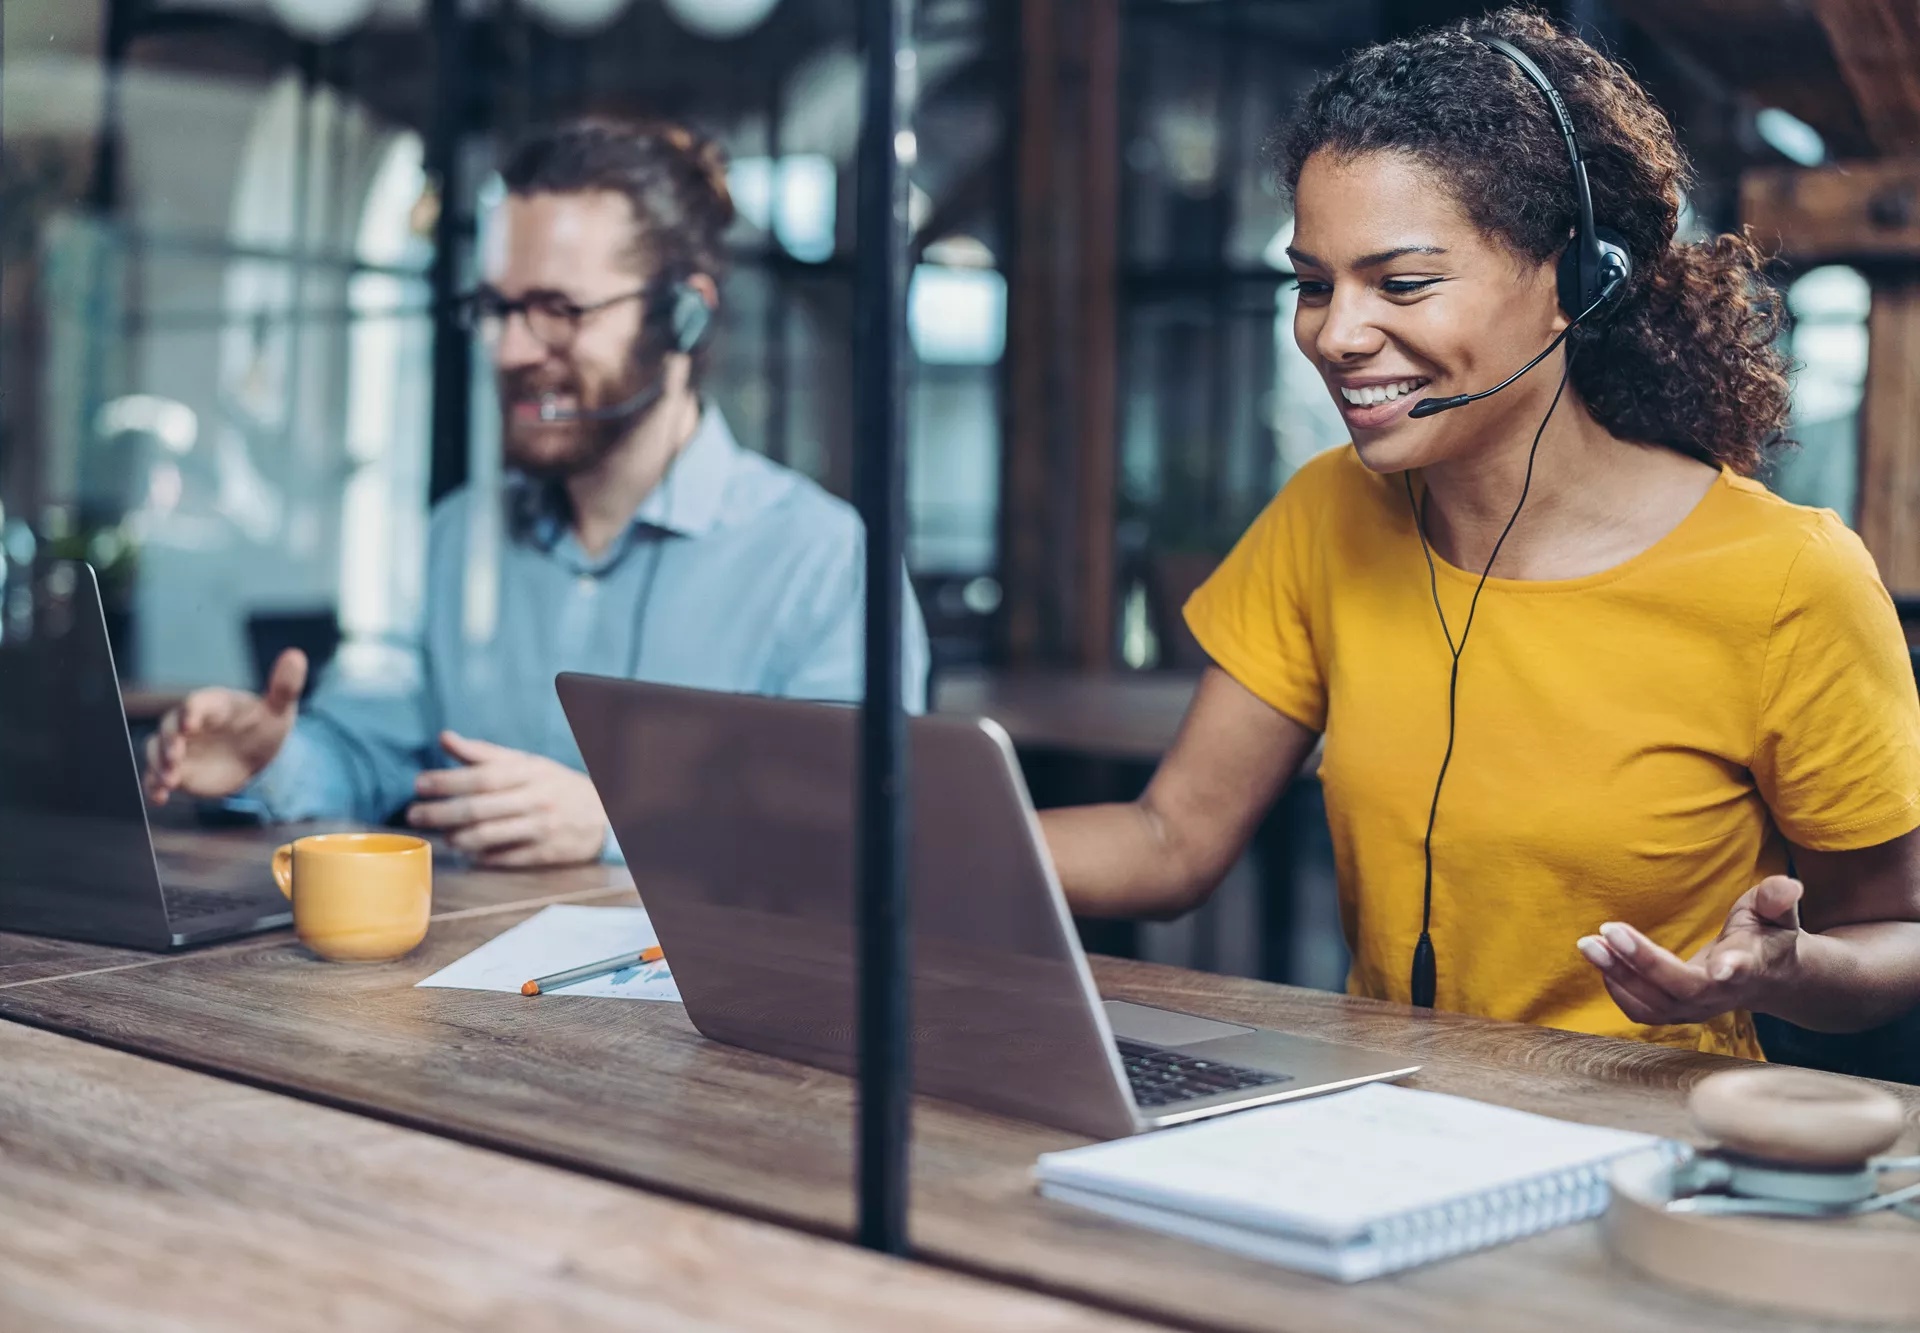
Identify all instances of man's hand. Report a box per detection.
[406,731,609,868]
[144,649,307,804]
[1576,876,1805,1026]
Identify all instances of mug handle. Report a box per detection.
[271,843,295,900]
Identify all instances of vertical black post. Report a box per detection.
[78,0,139,532]
[762,78,790,466]
[426,0,472,504]
[281,42,318,465]
[88,0,137,213]
[853,0,913,1258]
[0,0,7,521]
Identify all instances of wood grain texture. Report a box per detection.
[931,667,1321,776]
[0,1021,1163,1333]
[117,685,189,724]
[1740,159,1920,263]
[933,667,1199,761]
[1858,276,1920,594]
[1610,0,1877,157]
[1000,0,1125,668]
[1074,0,1121,670]
[1001,0,1061,667]
[5,894,1914,1333]
[0,824,634,988]
[1812,0,1920,154]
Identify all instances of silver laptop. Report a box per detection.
[557,674,1417,1138]
[0,561,292,949]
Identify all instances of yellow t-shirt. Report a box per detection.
[1185,446,1920,1059]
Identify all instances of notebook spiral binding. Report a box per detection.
[1368,1140,1688,1273]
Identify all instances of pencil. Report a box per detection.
[521,945,665,996]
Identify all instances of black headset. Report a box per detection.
[1407,37,1632,420]
[536,275,715,424]
[1404,34,1634,1009]
[1484,36,1633,321]
[657,277,715,358]
[511,274,708,691]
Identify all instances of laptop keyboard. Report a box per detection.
[1116,1037,1293,1109]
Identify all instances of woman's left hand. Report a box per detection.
[1576,876,1804,1026]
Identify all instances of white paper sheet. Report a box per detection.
[415,904,681,1003]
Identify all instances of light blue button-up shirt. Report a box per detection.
[242,407,929,859]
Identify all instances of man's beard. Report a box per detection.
[499,346,657,481]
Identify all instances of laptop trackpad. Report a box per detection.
[1104,999,1256,1047]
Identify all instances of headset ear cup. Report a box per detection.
[1555,240,1585,320]
[669,283,713,354]
[1593,226,1632,305]
[1558,227,1633,319]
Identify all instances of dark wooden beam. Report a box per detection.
[1744,157,1920,598]
[1610,0,1877,158]
[1074,0,1119,671]
[998,0,1121,669]
[1741,158,1920,262]
[999,0,1059,666]
[1856,276,1920,594]
[1812,0,1920,155]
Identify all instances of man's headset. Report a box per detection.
[1404,34,1635,1011]
[536,278,715,424]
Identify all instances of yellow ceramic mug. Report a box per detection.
[270,833,432,962]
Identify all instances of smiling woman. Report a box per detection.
[1038,7,1920,1064]
[1280,18,1791,478]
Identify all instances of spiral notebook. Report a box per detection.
[1035,1082,1658,1281]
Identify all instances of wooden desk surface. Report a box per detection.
[932,668,1199,762]
[3,885,1907,1333]
[931,668,1323,777]
[0,1021,1161,1333]
[119,685,190,724]
[0,826,633,989]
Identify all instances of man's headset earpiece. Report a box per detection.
[1406,36,1631,420]
[536,277,714,423]
[661,279,713,356]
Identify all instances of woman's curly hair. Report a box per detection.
[1280,7,1790,474]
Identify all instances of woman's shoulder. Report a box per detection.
[1282,442,1380,494]
[1711,473,1878,582]
[1272,443,1401,521]
[1704,473,1890,630]
[1229,444,1406,581]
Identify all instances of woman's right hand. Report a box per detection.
[143,649,308,804]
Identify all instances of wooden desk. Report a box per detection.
[2,884,1903,1333]
[932,668,1198,762]
[119,685,189,725]
[932,666,1322,778]
[0,1022,1159,1333]
[0,826,633,990]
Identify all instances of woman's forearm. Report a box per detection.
[1038,802,1212,920]
[1760,920,1920,1032]
[1035,667,1319,923]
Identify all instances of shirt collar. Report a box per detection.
[631,404,738,539]
[506,404,742,551]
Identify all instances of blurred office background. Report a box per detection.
[1,0,1908,989]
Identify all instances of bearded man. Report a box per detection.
[144,118,930,867]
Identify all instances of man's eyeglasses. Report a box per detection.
[455,286,649,351]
